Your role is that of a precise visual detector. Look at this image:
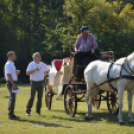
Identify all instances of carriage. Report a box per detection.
[45,51,119,117]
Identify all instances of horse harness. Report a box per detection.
[98,56,134,91]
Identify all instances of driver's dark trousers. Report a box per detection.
[74,48,101,65]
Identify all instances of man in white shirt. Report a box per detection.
[26,52,50,116]
[5,51,20,120]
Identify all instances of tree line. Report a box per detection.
[0,0,134,81]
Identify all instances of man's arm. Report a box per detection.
[91,34,98,54]
[6,64,17,89]
[26,67,39,76]
[74,47,78,52]
[16,70,20,75]
[44,70,50,78]
[91,45,97,54]
[43,63,50,78]
[7,74,17,89]
[74,36,81,52]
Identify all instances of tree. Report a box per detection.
[64,0,134,58]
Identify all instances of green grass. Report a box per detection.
[0,84,134,134]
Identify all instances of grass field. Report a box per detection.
[0,84,134,134]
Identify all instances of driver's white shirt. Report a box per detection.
[26,61,50,82]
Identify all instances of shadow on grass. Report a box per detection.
[4,96,9,98]
[51,110,134,127]
[18,119,72,128]
[51,109,65,113]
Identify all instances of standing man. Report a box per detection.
[74,26,101,65]
[5,51,20,120]
[26,52,50,116]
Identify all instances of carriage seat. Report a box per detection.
[82,55,114,65]
[53,59,63,71]
[76,55,114,77]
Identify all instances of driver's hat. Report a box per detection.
[79,26,89,32]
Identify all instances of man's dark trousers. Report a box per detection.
[7,81,16,117]
[74,48,101,65]
[26,81,44,114]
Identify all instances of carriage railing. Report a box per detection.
[101,51,114,57]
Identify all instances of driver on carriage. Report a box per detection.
[74,26,102,65]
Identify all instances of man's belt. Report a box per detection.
[7,81,17,82]
[31,80,44,83]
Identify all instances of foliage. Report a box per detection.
[0,0,66,78]
[65,0,134,58]
[0,0,134,79]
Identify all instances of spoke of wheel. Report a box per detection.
[113,104,116,109]
[66,103,70,112]
[71,96,75,101]
[69,105,72,115]
[109,101,113,106]
[67,89,70,96]
[109,104,112,109]
[115,102,118,105]
[47,81,50,90]
[115,103,118,108]
[46,97,50,107]
[70,105,74,115]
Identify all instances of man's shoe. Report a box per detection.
[37,112,40,115]
[9,115,19,120]
[26,112,30,116]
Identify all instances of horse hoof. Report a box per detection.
[85,116,94,121]
[85,116,89,121]
[89,116,94,120]
[130,121,134,125]
[119,122,125,126]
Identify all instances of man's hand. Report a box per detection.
[7,74,16,88]
[44,70,50,78]
[91,49,95,54]
[12,84,18,90]
[17,70,20,75]
[75,47,78,52]
[26,67,39,76]
[34,67,39,71]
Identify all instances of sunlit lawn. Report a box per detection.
[0,83,134,134]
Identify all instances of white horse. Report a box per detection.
[84,52,134,125]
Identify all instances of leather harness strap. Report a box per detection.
[105,56,134,91]
[107,63,117,91]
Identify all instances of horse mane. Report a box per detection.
[115,52,134,65]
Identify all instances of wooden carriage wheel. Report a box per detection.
[107,91,119,115]
[64,85,77,117]
[45,77,52,110]
[93,92,101,109]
